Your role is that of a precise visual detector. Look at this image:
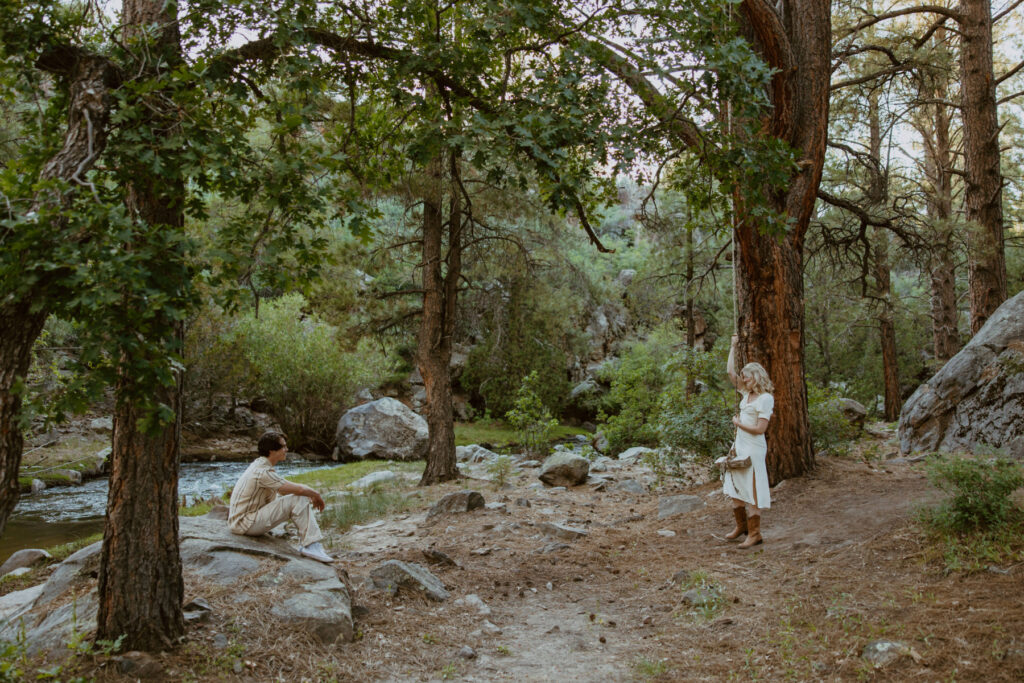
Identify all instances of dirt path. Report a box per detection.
[90,444,1023,682]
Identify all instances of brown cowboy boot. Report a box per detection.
[725,507,747,541]
[738,515,763,549]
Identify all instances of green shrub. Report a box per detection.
[806,383,860,455]
[922,453,1024,533]
[657,345,734,468]
[231,294,395,452]
[597,324,684,455]
[506,371,559,457]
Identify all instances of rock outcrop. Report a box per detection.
[335,398,429,462]
[899,290,1024,457]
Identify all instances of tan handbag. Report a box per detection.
[716,444,751,472]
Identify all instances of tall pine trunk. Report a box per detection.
[733,0,830,481]
[921,51,961,361]
[960,0,1006,334]
[96,0,185,649]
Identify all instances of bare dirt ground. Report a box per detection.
[74,435,1024,682]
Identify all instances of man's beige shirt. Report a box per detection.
[228,457,286,533]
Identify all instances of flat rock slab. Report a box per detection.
[370,560,449,601]
[658,494,705,519]
[862,640,920,668]
[427,491,485,519]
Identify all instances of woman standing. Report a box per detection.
[724,335,774,548]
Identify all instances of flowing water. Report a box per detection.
[0,457,332,565]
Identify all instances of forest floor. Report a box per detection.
[36,428,1024,681]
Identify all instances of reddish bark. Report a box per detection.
[733,0,831,481]
[960,0,1006,333]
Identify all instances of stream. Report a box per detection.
[0,457,332,565]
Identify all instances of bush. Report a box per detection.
[597,324,684,455]
[505,371,559,457]
[806,383,860,455]
[231,294,395,452]
[656,345,734,467]
[923,453,1024,533]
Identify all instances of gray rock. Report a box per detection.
[618,446,656,463]
[213,633,230,649]
[836,398,867,430]
[657,529,676,537]
[518,459,541,468]
[427,490,485,519]
[188,549,263,584]
[456,593,491,616]
[335,398,429,462]
[0,548,51,576]
[30,479,45,494]
[482,620,502,635]
[538,453,590,487]
[593,432,609,453]
[614,480,647,495]
[370,560,449,601]
[271,590,353,644]
[900,290,1024,455]
[456,444,501,463]
[458,645,477,659]
[350,470,397,489]
[862,640,917,668]
[0,584,44,625]
[485,502,508,513]
[52,469,82,485]
[422,548,459,567]
[515,498,532,508]
[89,416,113,433]
[35,541,102,608]
[658,495,706,519]
[617,269,637,287]
[115,651,163,678]
[539,522,588,541]
[26,588,99,655]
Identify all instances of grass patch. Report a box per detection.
[675,569,726,622]
[322,488,421,532]
[289,460,424,489]
[179,499,218,517]
[47,533,103,562]
[632,656,669,680]
[455,420,588,450]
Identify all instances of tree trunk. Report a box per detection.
[960,0,1006,334]
[0,50,120,536]
[0,305,49,534]
[866,90,900,421]
[733,0,830,482]
[97,0,186,649]
[98,362,184,649]
[921,51,961,361]
[418,146,461,485]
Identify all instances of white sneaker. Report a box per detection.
[300,541,334,563]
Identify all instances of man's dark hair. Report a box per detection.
[258,431,286,458]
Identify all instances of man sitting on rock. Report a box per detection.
[229,431,333,563]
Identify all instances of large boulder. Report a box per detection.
[335,398,429,462]
[538,452,590,487]
[899,291,1024,457]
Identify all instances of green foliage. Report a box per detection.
[919,453,1024,573]
[229,294,395,452]
[922,454,1024,533]
[657,345,735,467]
[485,455,516,489]
[597,325,686,455]
[460,277,577,418]
[806,383,860,455]
[505,371,559,457]
[288,460,423,489]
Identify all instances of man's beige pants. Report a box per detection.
[242,494,323,547]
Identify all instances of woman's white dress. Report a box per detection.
[722,391,773,509]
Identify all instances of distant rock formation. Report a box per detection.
[899,290,1024,458]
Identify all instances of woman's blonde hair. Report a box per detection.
[741,362,774,393]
